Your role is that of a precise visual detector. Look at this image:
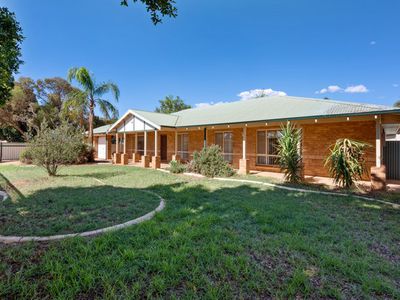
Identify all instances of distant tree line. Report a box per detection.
[0,76,118,142]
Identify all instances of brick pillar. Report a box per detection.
[113,153,121,164]
[238,159,250,175]
[152,156,160,169]
[121,153,129,165]
[371,166,386,191]
[141,155,150,168]
[238,127,249,175]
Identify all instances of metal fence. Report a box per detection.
[0,142,28,162]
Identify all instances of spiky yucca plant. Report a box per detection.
[277,122,303,183]
[325,138,370,188]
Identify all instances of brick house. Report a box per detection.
[92,96,400,186]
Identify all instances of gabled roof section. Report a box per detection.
[108,109,179,132]
[130,109,179,127]
[171,96,400,127]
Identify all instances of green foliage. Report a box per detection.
[190,145,234,178]
[19,148,33,164]
[76,144,95,164]
[67,67,119,146]
[168,159,186,173]
[394,100,400,107]
[155,95,191,114]
[277,122,303,183]
[28,122,87,176]
[0,7,24,105]
[0,126,24,142]
[120,0,177,25]
[325,138,370,188]
[0,76,91,141]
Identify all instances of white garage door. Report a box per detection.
[97,136,107,160]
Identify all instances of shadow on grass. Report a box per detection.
[58,171,128,180]
[2,178,400,299]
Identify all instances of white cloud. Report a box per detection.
[195,88,287,108]
[393,83,399,88]
[316,84,369,94]
[238,88,287,100]
[316,85,342,94]
[370,41,376,45]
[344,84,369,93]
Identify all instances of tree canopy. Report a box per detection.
[0,76,111,142]
[394,100,400,107]
[120,0,177,25]
[0,7,24,105]
[155,95,191,114]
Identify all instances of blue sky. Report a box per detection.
[3,0,400,115]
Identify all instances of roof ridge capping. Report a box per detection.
[282,95,392,109]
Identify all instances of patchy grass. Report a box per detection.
[0,164,399,299]
[0,165,160,236]
[239,173,400,205]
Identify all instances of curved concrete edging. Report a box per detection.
[159,168,399,209]
[0,191,9,202]
[0,190,165,244]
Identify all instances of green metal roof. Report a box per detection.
[93,124,111,134]
[96,96,400,133]
[130,109,179,127]
[171,96,400,127]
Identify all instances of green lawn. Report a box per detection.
[0,165,160,236]
[0,164,399,299]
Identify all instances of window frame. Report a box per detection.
[256,129,282,166]
[215,131,234,163]
[177,133,189,161]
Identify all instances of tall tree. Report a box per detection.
[0,7,24,105]
[67,67,119,146]
[34,77,77,128]
[395,100,400,107]
[120,0,177,25]
[0,77,38,140]
[155,95,191,114]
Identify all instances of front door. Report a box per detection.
[97,136,107,160]
[160,135,168,161]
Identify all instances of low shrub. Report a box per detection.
[277,122,303,183]
[29,122,86,176]
[19,148,33,164]
[76,144,95,164]
[325,138,370,188]
[189,145,234,178]
[169,160,186,174]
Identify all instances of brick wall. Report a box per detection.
[100,119,377,179]
[301,121,376,179]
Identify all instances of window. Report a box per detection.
[215,132,233,163]
[178,133,189,160]
[137,135,144,155]
[256,130,282,165]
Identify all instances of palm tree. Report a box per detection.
[67,67,119,146]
